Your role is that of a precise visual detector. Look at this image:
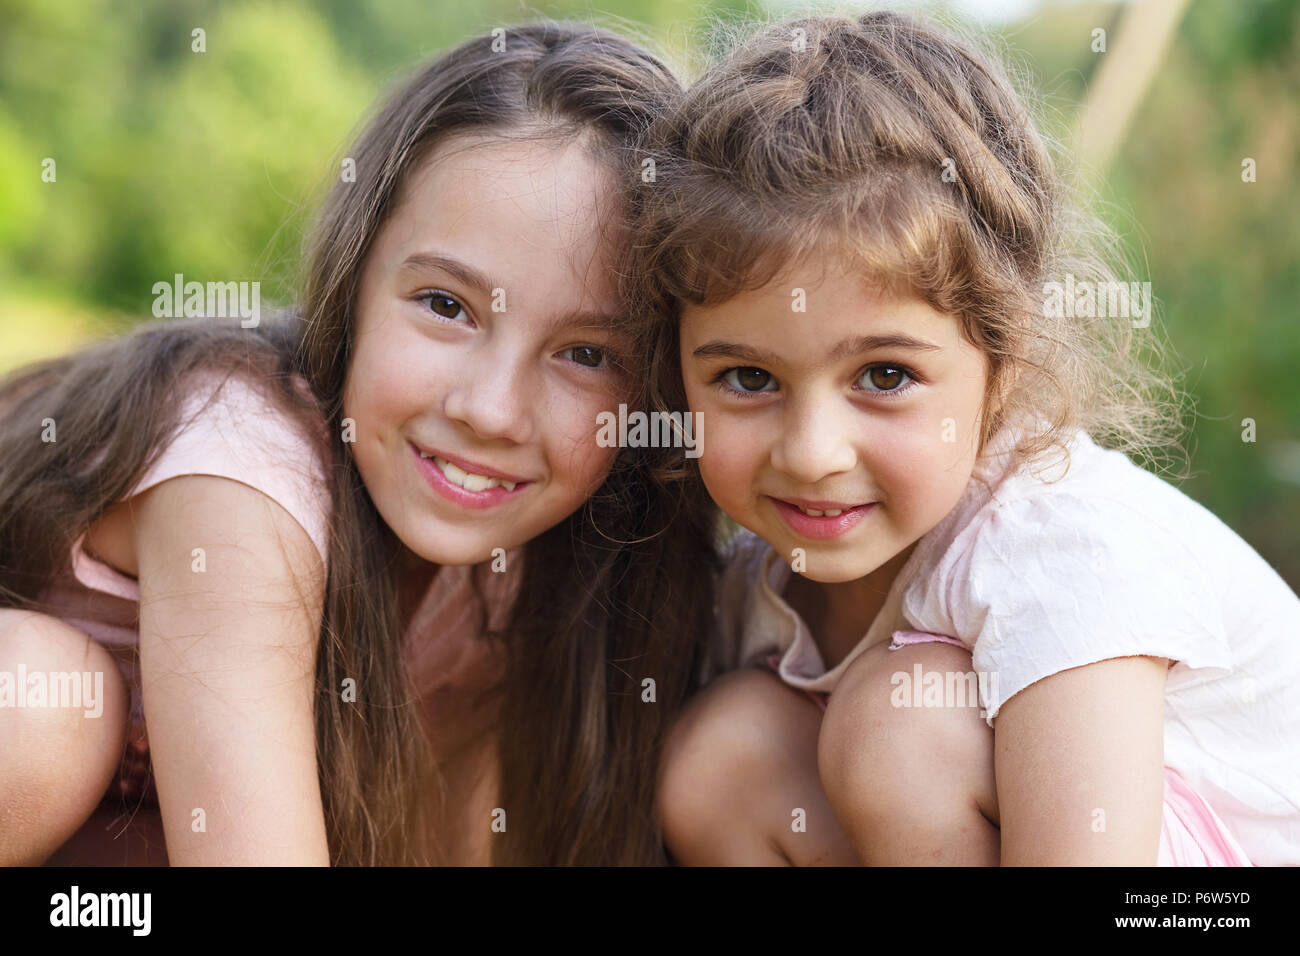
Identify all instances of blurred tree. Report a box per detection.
[0,0,1295,582]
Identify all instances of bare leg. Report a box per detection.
[818,639,1000,865]
[0,610,131,864]
[657,667,859,866]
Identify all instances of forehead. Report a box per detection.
[378,134,623,308]
[680,253,969,359]
[682,253,915,326]
[679,234,916,315]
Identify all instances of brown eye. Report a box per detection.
[864,366,908,391]
[732,367,772,391]
[423,293,464,320]
[567,346,604,368]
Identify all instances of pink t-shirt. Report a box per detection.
[43,370,332,636]
[37,369,332,801]
[36,367,523,804]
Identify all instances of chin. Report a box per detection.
[800,561,876,584]
[402,528,504,567]
[792,544,890,584]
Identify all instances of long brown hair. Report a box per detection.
[629,10,1186,479]
[0,21,718,865]
[0,310,426,864]
[298,19,718,865]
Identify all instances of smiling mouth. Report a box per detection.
[768,496,876,539]
[773,497,873,516]
[790,504,846,517]
[418,451,518,492]
[409,441,532,508]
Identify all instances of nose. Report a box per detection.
[769,391,857,484]
[441,336,535,445]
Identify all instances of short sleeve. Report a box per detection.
[943,493,1233,727]
[71,370,331,601]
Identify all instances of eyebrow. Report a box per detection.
[398,251,505,296]
[692,333,942,365]
[398,250,621,333]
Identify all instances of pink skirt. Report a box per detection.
[761,630,1253,866]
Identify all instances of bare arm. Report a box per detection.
[134,476,329,865]
[994,655,1169,865]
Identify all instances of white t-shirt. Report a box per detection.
[711,422,1300,865]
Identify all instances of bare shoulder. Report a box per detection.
[130,474,325,609]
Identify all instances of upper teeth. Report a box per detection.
[421,452,516,492]
[798,506,843,517]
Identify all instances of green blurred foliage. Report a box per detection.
[0,0,750,313]
[1000,0,1300,584]
[0,0,1295,582]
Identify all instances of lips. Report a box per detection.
[410,441,531,510]
[769,496,875,540]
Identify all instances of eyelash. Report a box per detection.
[561,345,611,372]
[710,363,922,401]
[415,289,470,324]
[413,289,613,372]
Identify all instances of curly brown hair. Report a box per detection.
[627,9,1188,482]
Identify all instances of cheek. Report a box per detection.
[541,386,621,494]
[554,437,616,497]
[344,313,445,430]
[345,311,399,419]
[861,424,925,507]
[342,316,446,513]
[870,407,977,526]
[344,353,398,430]
[696,412,762,510]
[681,375,761,515]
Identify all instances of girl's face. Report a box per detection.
[680,254,990,584]
[344,134,629,566]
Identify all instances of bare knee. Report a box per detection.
[0,610,129,864]
[819,641,997,840]
[658,667,823,864]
